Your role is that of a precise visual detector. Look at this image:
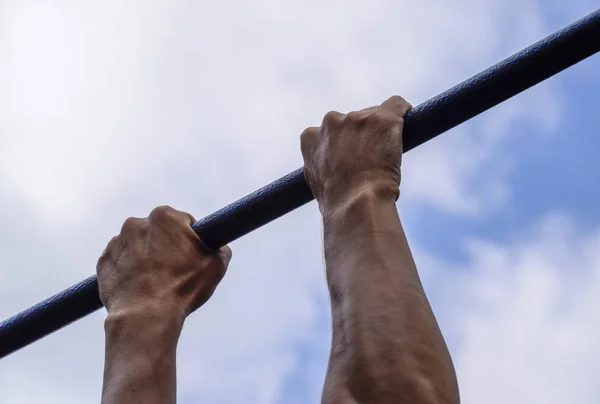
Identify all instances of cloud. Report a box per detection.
[0,0,565,219]
[445,214,600,403]
[0,0,581,403]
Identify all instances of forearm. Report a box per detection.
[321,187,459,404]
[101,307,184,404]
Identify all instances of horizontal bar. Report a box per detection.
[1,8,599,359]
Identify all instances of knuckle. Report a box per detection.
[149,205,174,220]
[367,111,397,127]
[388,95,405,104]
[120,216,142,233]
[300,126,316,138]
[385,95,413,115]
[215,260,228,279]
[224,245,233,261]
[323,110,344,126]
[97,236,119,266]
[300,129,320,163]
[185,212,196,224]
[388,95,409,106]
[300,127,316,149]
[106,235,119,249]
[96,250,108,270]
[345,111,365,124]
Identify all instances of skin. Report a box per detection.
[97,206,231,404]
[97,95,459,404]
[301,96,460,404]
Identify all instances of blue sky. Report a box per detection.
[1,1,599,403]
[271,7,600,402]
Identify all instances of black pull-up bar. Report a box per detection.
[1,9,599,359]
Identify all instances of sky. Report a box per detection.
[0,1,599,403]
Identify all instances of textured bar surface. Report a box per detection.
[1,9,599,359]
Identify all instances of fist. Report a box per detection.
[300,95,412,210]
[96,206,232,319]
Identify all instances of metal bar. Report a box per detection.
[1,9,599,359]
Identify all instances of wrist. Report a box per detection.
[105,303,185,349]
[102,306,182,404]
[105,299,186,326]
[321,183,402,298]
[321,182,397,219]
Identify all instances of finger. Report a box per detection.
[152,205,196,228]
[105,235,120,251]
[321,110,345,128]
[180,211,201,241]
[380,95,413,118]
[120,216,145,234]
[148,205,180,224]
[347,105,383,122]
[181,211,196,225]
[172,209,209,250]
[96,235,119,269]
[356,105,379,115]
[219,245,233,267]
[300,126,319,155]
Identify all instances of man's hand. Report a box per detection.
[301,95,412,210]
[97,205,232,404]
[97,205,232,320]
[302,96,459,404]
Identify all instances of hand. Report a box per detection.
[300,95,412,210]
[96,205,232,321]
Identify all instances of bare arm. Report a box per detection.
[101,307,183,403]
[97,206,232,404]
[301,96,460,404]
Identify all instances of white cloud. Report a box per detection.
[0,0,581,403]
[0,0,565,219]
[423,214,600,404]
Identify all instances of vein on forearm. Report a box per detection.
[322,189,459,404]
